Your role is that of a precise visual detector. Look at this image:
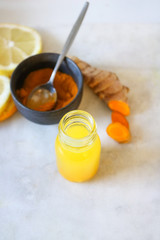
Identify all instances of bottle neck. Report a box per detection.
[58,110,97,148]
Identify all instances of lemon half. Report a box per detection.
[0,23,42,77]
[0,75,10,113]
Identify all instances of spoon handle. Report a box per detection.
[49,1,89,84]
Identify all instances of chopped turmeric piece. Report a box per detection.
[111,111,129,129]
[108,100,130,116]
[106,122,131,143]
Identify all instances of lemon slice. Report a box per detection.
[0,23,42,77]
[0,95,17,122]
[0,75,10,113]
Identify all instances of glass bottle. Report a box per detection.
[55,110,101,182]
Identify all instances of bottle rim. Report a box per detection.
[58,110,97,148]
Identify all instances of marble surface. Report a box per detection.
[0,0,160,239]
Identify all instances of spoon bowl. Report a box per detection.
[26,83,57,111]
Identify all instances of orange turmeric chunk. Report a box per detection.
[111,111,129,129]
[108,100,130,116]
[106,122,131,143]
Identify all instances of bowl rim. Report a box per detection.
[10,52,83,114]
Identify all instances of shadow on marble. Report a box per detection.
[129,86,152,116]
[92,144,157,182]
[118,69,153,116]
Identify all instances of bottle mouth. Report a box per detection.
[58,110,97,147]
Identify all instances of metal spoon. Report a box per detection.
[26,2,89,111]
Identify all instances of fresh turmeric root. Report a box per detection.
[71,56,129,104]
[111,111,129,129]
[106,122,131,143]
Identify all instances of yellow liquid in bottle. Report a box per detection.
[55,124,101,182]
[66,124,89,138]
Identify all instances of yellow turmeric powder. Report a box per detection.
[16,68,78,111]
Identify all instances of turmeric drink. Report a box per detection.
[55,110,101,182]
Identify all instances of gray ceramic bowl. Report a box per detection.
[10,53,83,125]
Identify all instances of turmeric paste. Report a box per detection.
[16,68,78,111]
